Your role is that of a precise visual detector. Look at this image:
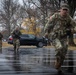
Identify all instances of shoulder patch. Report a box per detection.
[54,13,60,19]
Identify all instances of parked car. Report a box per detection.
[8,34,48,48]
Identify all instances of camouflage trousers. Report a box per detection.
[52,37,68,68]
[13,38,20,51]
[0,40,2,53]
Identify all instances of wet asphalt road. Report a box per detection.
[0,46,76,75]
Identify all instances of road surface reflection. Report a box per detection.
[2,47,76,74]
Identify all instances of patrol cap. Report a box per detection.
[60,3,69,11]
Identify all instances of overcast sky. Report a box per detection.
[19,0,23,5]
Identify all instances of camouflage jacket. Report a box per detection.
[12,30,22,39]
[44,13,76,38]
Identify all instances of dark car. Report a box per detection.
[8,34,47,48]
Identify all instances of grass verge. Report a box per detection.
[2,40,76,50]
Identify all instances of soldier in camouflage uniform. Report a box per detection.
[0,32,3,53]
[11,26,22,53]
[44,4,76,73]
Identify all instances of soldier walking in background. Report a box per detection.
[44,3,76,73]
[0,32,3,53]
[11,26,22,54]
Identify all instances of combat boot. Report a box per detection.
[55,57,64,74]
[55,57,61,69]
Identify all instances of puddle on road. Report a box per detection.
[2,47,76,73]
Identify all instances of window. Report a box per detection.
[21,34,29,39]
[28,34,35,39]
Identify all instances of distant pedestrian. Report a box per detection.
[11,26,22,53]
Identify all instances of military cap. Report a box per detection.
[60,3,69,10]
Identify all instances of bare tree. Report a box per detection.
[1,0,74,37]
[0,0,20,36]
